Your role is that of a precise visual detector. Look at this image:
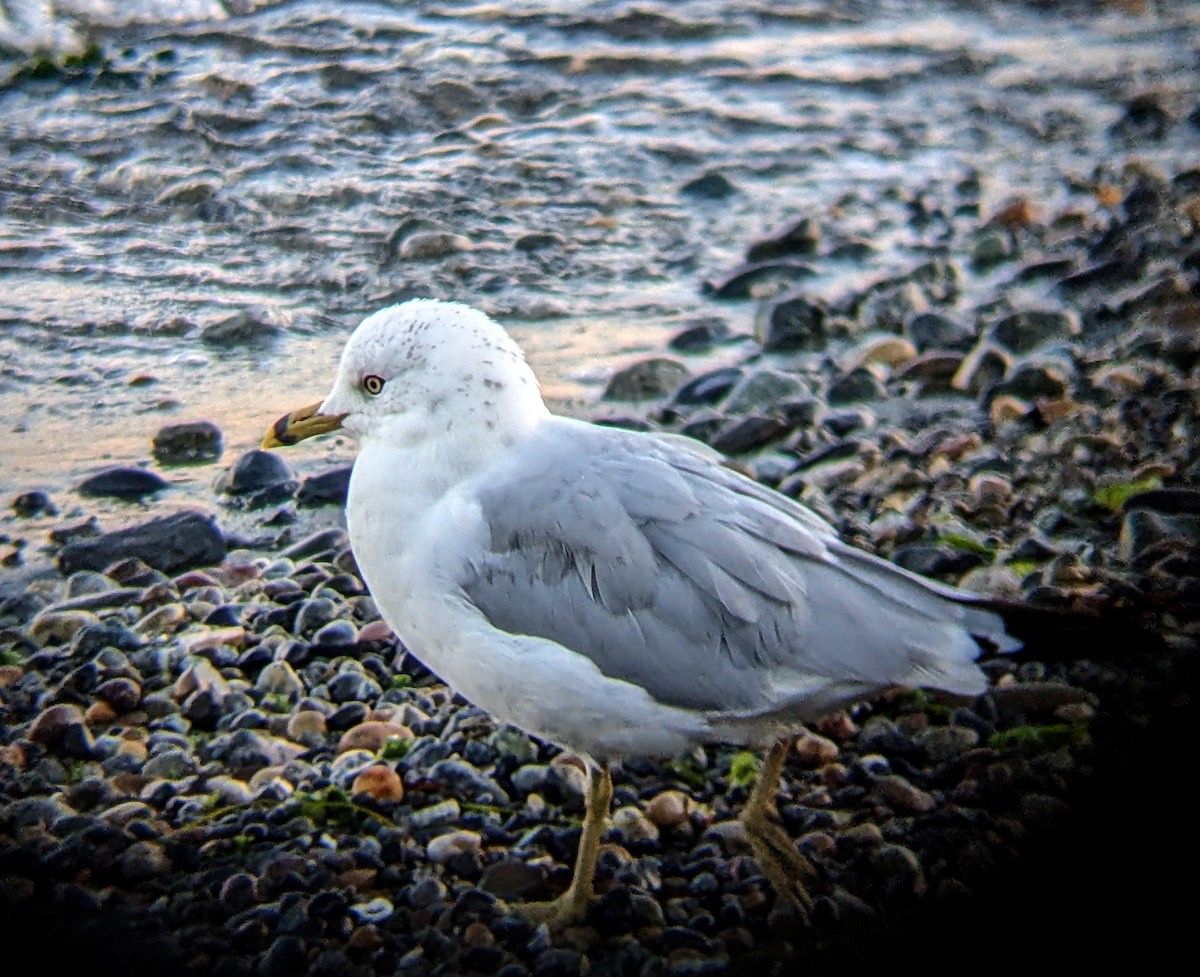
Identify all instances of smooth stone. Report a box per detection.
[336,721,413,754]
[671,367,744,406]
[28,703,87,747]
[409,798,461,830]
[827,367,885,404]
[279,528,346,561]
[219,450,296,506]
[199,308,282,345]
[680,170,736,199]
[399,231,473,260]
[905,311,975,352]
[985,361,1069,403]
[95,677,142,713]
[57,510,226,575]
[667,319,731,353]
[758,294,827,352]
[891,545,985,578]
[710,416,791,455]
[844,334,917,371]
[723,369,809,415]
[152,421,224,464]
[256,661,305,698]
[603,358,690,401]
[989,309,1079,353]
[351,764,404,802]
[29,609,96,645]
[12,490,57,517]
[297,467,352,508]
[1122,487,1200,515]
[745,216,821,260]
[426,830,481,865]
[874,774,937,813]
[703,260,816,300]
[916,725,979,761]
[78,467,169,499]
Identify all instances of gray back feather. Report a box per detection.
[459,419,1011,718]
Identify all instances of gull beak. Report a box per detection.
[262,401,347,449]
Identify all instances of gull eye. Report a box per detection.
[362,374,385,396]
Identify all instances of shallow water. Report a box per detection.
[1,0,1197,507]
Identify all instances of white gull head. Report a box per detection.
[317,299,548,450]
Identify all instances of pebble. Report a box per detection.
[336,720,414,754]
[78,466,169,499]
[794,731,839,766]
[645,790,692,829]
[351,764,404,801]
[426,830,481,865]
[603,358,691,401]
[152,421,224,464]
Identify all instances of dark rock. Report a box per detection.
[1120,509,1200,567]
[57,510,226,575]
[514,232,563,252]
[989,309,1078,353]
[531,949,585,977]
[78,467,169,499]
[672,367,743,406]
[710,416,791,455]
[152,421,224,464]
[479,859,544,900]
[759,294,827,352]
[279,528,346,561]
[297,467,352,508]
[745,216,821,261]
[603,358,690,401]
[200,308,282,346]
[680,170,736,199]
[71,621,143,656]
[219,450,297,508]
[668,319,731,353]
[12,490,57,517]
[905,312,975,352]
[892,545,986,578]
[703,260,816,300]
[1059,258,1142,293]
[828,367,885,404]
[986,362,1068,403]
[1122,487,1200,515]
[258,935,308,977]
[1111,92,1174,141]
[678,414,726,445]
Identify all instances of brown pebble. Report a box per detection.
[0,664,24,687]
[347,926,383,953]
[337,721,414,754]
[351,764,404,802]
[85,701,119,727]
[0,743,26,770]
[839,822,884,848]
[96,677,142,712]
[645,790,692,828]
[134,603,187,636]
[820,762,849,788]
[814,711,858,740]
[794,731,839,766]
[28,703,86,747]
[286,710,328,741]
[989,395,1029,426]
[29,609,95,645]
[462,922,495,948]
[357,620,394,643]
[798,830,836,856]
[876,774,937,813]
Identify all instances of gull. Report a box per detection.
[263,298,1020,925]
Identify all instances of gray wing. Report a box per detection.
[458,417,1012,718]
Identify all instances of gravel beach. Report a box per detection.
[2,1,1198,974]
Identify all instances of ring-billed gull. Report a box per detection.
[263,299,1020,924]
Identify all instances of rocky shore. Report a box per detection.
[3,146,1198,974]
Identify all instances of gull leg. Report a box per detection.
[741,738,817,918]
[514,760,613,927]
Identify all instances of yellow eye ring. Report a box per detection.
[363,375,385,395]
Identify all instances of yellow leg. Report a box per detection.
[514,760,613,927]
[741,739,817,917]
